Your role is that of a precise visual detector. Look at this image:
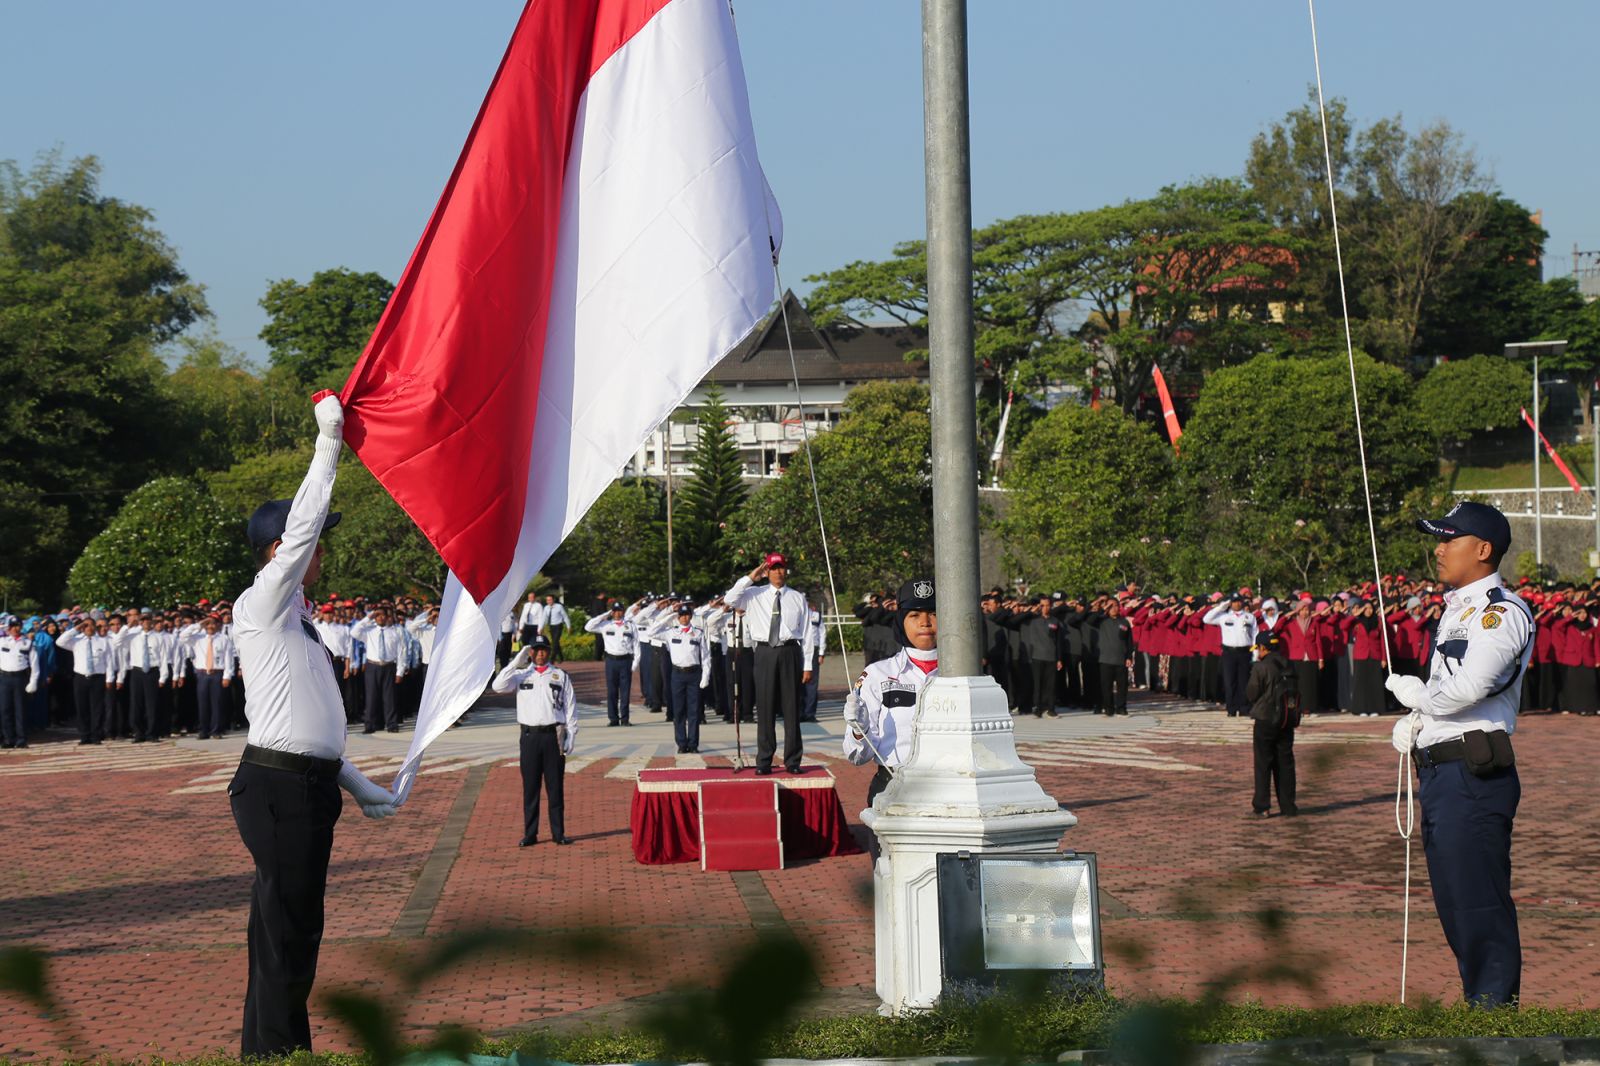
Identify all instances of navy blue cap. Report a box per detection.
[1417,501,1511,555]
[529,635,551,651]
[248,499,342,552]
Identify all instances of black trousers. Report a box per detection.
[75,673,107,741]
[520,624,538,646]
[196,670,228,737]
[1251,721,1296,814]
[1097,662,1128,715]
[732,648,756,723]
[496,631,513,669]
[604,656,632,724]
[107,679,129,737]
[519,726,565,841]
[710,645,731,719]
[1293,660,1321,714]
[637,645,658,709]
[126,667,160,740]
[670,669,702,751]
[1010,653,1033,711]
[753,642,803,772]
[363,662,397,731]
[547,624,564,661]
[1419,758,1520,1006]
[1221,647,1252,715]
[0,670,27,745]
[230,759,341,1058]
[1029,660,1054,714]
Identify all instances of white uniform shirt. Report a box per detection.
[544,603,570,627]
[233,435,348,761]
[181,630,238,678]
[114,625,170,683]
[406,612,437,666]
[350,618,408,675]
[56,628,113,677]
[806,607,828,667]
[649,617,711,688]
[1413,573,1533,749]
[491,659,578,752]
[518,600,546,629]
[0,633,39,687]
[629,604,669,647]
[722,577,816,660]
[843,647,939,768]
[1202,603,1260,648]
[585,613,640,662]
[316,619,353,659]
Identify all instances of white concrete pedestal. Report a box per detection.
[861,674,1076,1014]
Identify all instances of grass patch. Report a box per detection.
[1450,440,1599,493]
[15,995,1600,1065]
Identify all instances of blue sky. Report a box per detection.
[5,1,1595,364]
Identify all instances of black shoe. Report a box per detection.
[1045,709,1059,718]
[1251,810,1269,819]
[78,739,92,745]
[198,734,211,740]
[754,767,773,776]
[1033,710,1044,718]
[387,726,400,733]
[362,728,377,734]
[14,742,26,749]
[677,746,687,754]
[622,720,632,726]
[552,836,572,845]
[607,721,618,727]
[518,837,537,847]
[785,765,803,774]
[0,743,11,749]
[131,737,146,744]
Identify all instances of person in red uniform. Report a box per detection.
[1279,598,1325,714]
[1548,604,1598,715]
[1343,598,1391,716]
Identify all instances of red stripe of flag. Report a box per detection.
[1520,408,1586,494]
[339,0,671,603]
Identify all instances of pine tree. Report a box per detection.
[677,382,748,594]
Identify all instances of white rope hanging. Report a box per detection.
[1306,0,1414,1004]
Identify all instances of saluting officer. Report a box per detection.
[584,599,640,726]
[230,393,400,1057]
[115,611,169,743]
[492,635,576,847]
[0,616,40,749]
[1386,501,1529,1007]
[843,578,940,810]
[724,553,816,775]
[651,601,711,754]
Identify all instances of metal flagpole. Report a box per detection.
[1534,353,1542,571]
[922,0,982,677]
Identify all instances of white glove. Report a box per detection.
[337,759,398,820]
[312,391,345,440]
[25,681,36,694]
[1385,673,1427,711]
[843,690,862,728]
[1392,712,1422,755]
[513,646,533,668]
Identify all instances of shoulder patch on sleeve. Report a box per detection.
[1481,612,1502,630]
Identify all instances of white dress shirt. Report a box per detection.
[114,625,170,683]
[56,628,112,677]
[181,630,237,678]
[1202,603,1260,648]
[350,617,407,676]
[233,435,348,761]
[406,611,437,666]
[491,660,578,752]
[0,634,39,687]
[518,600,546,629]
[584,613,640,662]
[1412,573,1532,748]
[317,619,353,659]
[544,603,570,627]
[722,577,816,660]
[843,647,939,768]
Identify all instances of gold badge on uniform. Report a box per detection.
[1481,613,1502,630]
[1459,608,1477,623]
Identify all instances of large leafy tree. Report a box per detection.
[725,381,933,601]
[1414,355,1533,447]
[163,335,309,472]
[1417,193,1549,359]
[676,383,747,594]
[0,154,206,603]
[1535,277,1600,438]
[259,267,393,389]
[68,478,251,607]
[547,479,668,603]
[1174,352,1437,590]
[996,403,1175,592]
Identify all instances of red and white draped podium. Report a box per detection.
[630,766,864,867]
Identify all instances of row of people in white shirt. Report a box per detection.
[583,595,828,669]
[314,608,437,677]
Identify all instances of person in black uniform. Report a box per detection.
[1090,599,1134,715]
[980,592,1011,709]
[1245,631,1298,817]
[1004,597,1061,718]
[229,393,400,1057]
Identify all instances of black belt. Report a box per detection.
[757,640,799,648]
[241,744,342,779]
[673,664,702,673]
[521,723,558,734]
[1413,739,1470,768]
[606,653,633,661]
[1,668,27,676]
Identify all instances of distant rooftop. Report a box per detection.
[706,290,931,387]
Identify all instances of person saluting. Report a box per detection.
[229,392,401,1058]
[1386,501,1529,1007]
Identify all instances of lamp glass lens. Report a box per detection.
[978,859,1095,970]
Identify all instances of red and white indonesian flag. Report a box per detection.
[340,0,780,801]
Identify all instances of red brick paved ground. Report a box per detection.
[2,674,1597,1061]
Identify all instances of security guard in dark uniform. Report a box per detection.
[584,600,639,726]
[1387,501,1528,1007]
[492,635,576,847]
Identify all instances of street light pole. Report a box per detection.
[1506,341,1569,578]
[922,0,980,677]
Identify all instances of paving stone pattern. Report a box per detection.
[1,668,1597,1061]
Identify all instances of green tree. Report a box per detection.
[163,334,310,472]
[676,383,747,593]
[1537,277,1600,437]
[547,479,668,602]
[68,478,251,606]
[1175,352,1437,589]
[1414,355,1533,446]
[0,154,206,603]
[1417,194,1549,359]
[725,381,932,600]
[259,267,393,388]
[996,403,1175,591]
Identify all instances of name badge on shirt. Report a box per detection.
[879,682,917,709]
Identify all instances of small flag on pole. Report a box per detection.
[1521,408,1586,495]
[340,0,780,802]
[1153,367,1183,451]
